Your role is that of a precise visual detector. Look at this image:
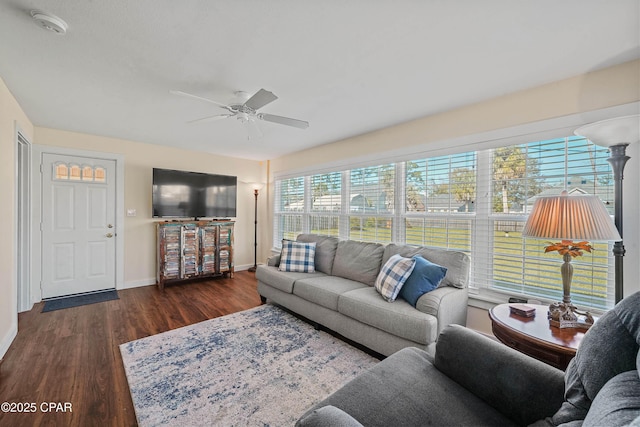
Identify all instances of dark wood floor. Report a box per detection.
[0,272,262,427]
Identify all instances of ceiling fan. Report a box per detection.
[170,88,309,138]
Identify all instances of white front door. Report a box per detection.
[41,154,117,298]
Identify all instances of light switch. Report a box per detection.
[127,209,137,217]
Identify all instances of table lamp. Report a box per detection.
[522,190,620,329]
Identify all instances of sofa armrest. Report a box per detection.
[296,405,364,427]
[415,286,468,334]
[267,254,281,267]
[434,324,565,426]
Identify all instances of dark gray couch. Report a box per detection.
[297,292,640,427]
[256,234,471,357]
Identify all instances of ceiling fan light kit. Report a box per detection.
[30,10,68,35]
[170,88,309,135]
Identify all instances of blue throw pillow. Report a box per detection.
[399,255,448,307]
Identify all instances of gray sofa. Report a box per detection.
[256,234,470,357]
[297,291,640,427]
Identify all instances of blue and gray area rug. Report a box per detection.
[120,304,378,426]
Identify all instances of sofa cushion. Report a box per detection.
[331,240,385,286]
[338,287,437,344]
[296,347,517,427]
[399,255,448,307]
[297,405,364,427]
[374,254,416,302]
[294,276,368,311]
[583,370,640,427]
[296,234,339,274]
[255,265,327,294]
[551,291,640,425]
[436,325,565,427]
[383,243,470,288]
[279,240,317,272]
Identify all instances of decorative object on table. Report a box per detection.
[509,303,536,318]
[523,191,620,329]
[247,182,263,272]
[120,304,378,426]
[574,114,639,303]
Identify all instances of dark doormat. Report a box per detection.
[42,289,119,313]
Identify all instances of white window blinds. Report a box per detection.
[273,135,616,309]
[274,177,305,241]
[405,153,475,251]
[475,136,615,309]
[348,164,395,243]
[310,172,341,237]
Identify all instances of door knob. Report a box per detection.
[107,224,114,228]
[106,233,113,238]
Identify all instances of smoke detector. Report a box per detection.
[30,10,68,35]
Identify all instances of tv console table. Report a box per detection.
[156,220,234,290]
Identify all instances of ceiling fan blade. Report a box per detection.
[244,118,263,141]
[259,113,309,129]
[169,90,233,111]
[244,89,278,111]
[187,114,233,124]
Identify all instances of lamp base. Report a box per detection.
[547,302,594,330]
[248,266,257,273]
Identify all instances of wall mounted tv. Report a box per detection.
[152,168,237,219]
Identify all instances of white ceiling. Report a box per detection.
[1,1,638,161]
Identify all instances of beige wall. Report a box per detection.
[0,78,34,358]
[34,128,266,288]
[467,306,493,336]
[267,59,640,332]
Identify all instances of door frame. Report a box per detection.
[31,145,125,303]
[15,127,32,312]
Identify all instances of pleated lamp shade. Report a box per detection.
[523,191,621,241]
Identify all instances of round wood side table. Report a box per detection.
[489,303,592,370]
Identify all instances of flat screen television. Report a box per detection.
[152,168,237,219]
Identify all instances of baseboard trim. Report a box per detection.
[0,320,18,361]
[119,278,156,290]
[235,263,263,272]
[118,267,260,291]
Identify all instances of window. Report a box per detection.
[310,172,341,237]
[349,164,395,242]
[82,165,94,181]
[53,163,108,183]
[274,177,305,241]
[273,135,616,309]
[405,153,475,252]
[479,137,614,309]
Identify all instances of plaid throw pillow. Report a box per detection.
[278,240,316,273]
[374,254,416,302]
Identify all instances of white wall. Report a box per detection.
[33,128,267,288]
[0,77,34,359]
